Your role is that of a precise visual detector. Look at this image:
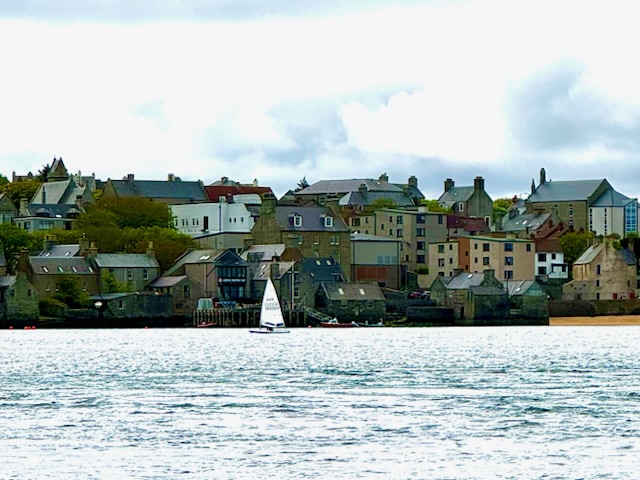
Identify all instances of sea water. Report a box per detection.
[1,327,639,479]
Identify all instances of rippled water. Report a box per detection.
[2,326,640,479]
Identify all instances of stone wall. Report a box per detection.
[550,299,640,317]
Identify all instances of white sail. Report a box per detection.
[251,277,289,333]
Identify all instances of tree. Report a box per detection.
[559,230,593,267]
[295,177,309,192]
[37,163,52,182]
[493,197,513,224]
[371,197,398,209]
[3,180,41,208]
[0,173,9,191]
[0,223,42,272]
[86,197,172,229]
[420,199,451,213]
[52,274,91,308]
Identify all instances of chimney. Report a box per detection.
[444,178,454,193]
[79,237,90,256]
[16,249,30,275]
[253,179,258,186]
[261,192,277,215]
[483,268,496,283]
[88,242,98,258]
[453,268,464,277]
[540,167,546,185]
[270,262,280,279]
[508,208,518,219]
[41,186,46,204]
[126,174,134,182]
[379,173,389,182]
[408,175,418,188]
[44,235,56,252]
[221,176,228,184]
[19,198,29,215]
[147,242,155,258]
[168,173,175,181]
[474,176,485,192]
[75,194,84,210]
[358,183,368,198]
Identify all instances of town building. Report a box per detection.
[350,233,402,289]
[438,176,494,227]
[102,173,207,205]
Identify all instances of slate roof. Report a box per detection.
[149,275,188,288]
[447,215,491,233]
[275,206,350,232]
[252,261,294,280]
[351,233,401,242]
[108,178,207,201]
[94,253,159,269]
[439,186,475,206]
[298,179,403,195]
[339,190,415,207]
[469,286,506,295]
[573,244,602,265]
[22,204,82,218]
[527,179,607,203]
[30,256,95,274]
[0,276,16,288]
[502,280,546,296]
[444,272,485,289]
[500,212,550,233]
[321,282,385,301]
[300,257,345,283]
[38,244,81,258]
[31,179,90,205]
[240,244,286,262]
[591,189,635,207]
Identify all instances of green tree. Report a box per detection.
[53,274,91,308]
[0,223,42,272]
[420,199,451,213]
[295,177,309,192]
[90,197,172,229]
[37,163,52,182]
[371,197,398,209]
[493,197,513,224]
[559,230,593,267]
[102,270,132,293]
[0,173,9,191]
[3,180,41,207]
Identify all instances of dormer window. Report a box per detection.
[291,214,302,227]
[324,216,333,228]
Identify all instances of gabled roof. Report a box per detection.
[30,256,95,274]
[300,257,345,283]
[31,178,91,206]
[94,253,159,269]
[22,203,82,218]
[204,185,272,202]
[527,179,608,203]
[298,178,403,195]
[148,275,188,288]
[274,205,349,232]
[444,272,485,290]
[240,244,286,262]
[590,189,635,207]
[108,178,207,201]
[165,249,225,274]
[502,280,546,296]
[321,282,385,301]
[500,211,550,233]
[38,244,80,258]
[447,215,491,233]
[573,243,603,265]
[469,285,506,296]
[0,276,16,288]
[253,261,294,280]
[439,186,475,206]
[339,190,415,207]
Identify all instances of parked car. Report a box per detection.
[409,290,430,299]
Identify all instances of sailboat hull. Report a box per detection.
[249,328,290,334]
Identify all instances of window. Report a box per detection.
[438,215,443,224]
[449,258,453,264]
[324,216,333,228]
[127,269,133,280]
[396,229,403,237]
[483,257,490,265]
[39,221,54,230]
[438,244,445,253]
[417,214,425,224]
[505,256,514,265]
[596,264,601,275]
[184,284,191,297]
[458,202,464,212]
[526,244,531,252]
[551,253,556,260]
[417,255,426,264]
[352,218,360,227]
[438,258,445,267]
[293,215,302,227]
[416,228,425,237]
[538,253,547,262]
[483,243,490,252]
[314,235,319,245]
[396,216,403,224]
[417,241,425,250]
[143,269,149,280]
[596,279,600,287]
[538,266,547,275]
[505,243,513,252]
[504,270,513,280]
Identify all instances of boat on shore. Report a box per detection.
[356,319,385,327]
[250,277,290,334]
[320,318,357,328]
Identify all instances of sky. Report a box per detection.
[2,0,640,201]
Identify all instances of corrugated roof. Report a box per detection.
[527,179,606,203]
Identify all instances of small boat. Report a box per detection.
[356,319,385,327]
[250,277,290,334]
[196,321,217,328]
[320,318,357,328]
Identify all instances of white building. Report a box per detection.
[170,194,260,238]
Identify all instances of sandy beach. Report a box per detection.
[551,315,640,326]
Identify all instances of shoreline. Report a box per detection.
[551,315,640,326]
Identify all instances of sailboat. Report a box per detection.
[250,277,290,334]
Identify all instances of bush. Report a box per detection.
[39,298,68,318]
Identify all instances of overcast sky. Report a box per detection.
[2,0,640,200]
